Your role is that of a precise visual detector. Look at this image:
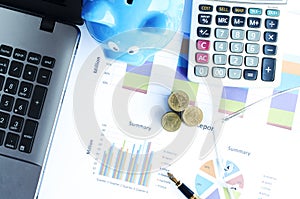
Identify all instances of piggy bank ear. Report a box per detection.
[82,1,117,42]
[140,13,168,30]
[82,1,113,23]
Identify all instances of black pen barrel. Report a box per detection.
[178,183,195,198]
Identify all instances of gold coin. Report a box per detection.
[161,112,181,132]
[182,106,203,127]
[168,90,190,112]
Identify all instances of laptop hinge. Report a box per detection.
[40,18,55,33]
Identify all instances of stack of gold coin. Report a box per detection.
[162,90,203,132]
[161,112,182,132]
[168,90,189,112]
[182,106,203,127]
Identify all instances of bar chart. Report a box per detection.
[267,59,300,129]
[218,56,300,130]
[96,140,154,187]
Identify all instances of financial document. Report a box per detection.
[38,7,300,199]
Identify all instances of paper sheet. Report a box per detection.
[38,5,300,199]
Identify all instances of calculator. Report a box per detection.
[187,0,287,87]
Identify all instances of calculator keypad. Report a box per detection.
[188,1,286,87]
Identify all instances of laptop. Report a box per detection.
[0,0,83,198]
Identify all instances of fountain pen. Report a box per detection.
[167,172,201,199]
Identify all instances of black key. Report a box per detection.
[4,132,19,149]
[0,75,5,91]
[37,68,52,85]
[247,17,261,28]
[232,7,246,14]
[13,48,27,61]
[264,32,278,42]
[28,85,47,119]
[8,60,24,78]
[18,81,33,98]
[23,64,38,81]
[19,137,34,153]
[197,27,211,38]
[0,111,10,128]
[0,45,13,57]
[22,119,38,139]
[27,52,41,65]
[19,119,38,153]
[0,129,5,145]
[0,94,15,112]
[199,14,212,25]
[216,15,230,26]
[199,4,213,12]
[263,45,277,55]
[216,6,230,13]
[4,77,19,94]
[232,16,245,27]
[41,56,56,68]
[262,58,276,82]
[0,57,9,74]
[13,98,29,115]
[9,115,24,132]
[244,69,258,80]
[265,19,278,29]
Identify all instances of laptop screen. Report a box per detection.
[0,0,83,25]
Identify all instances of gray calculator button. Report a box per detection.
[213,54,227,65]
[212,67,226,78]
[230,42,244,53]
[247,30,261,41]
[231,29,245,40]
[246,43,260,54]
[228,68,242,79]
[214,41,228,52]
[195,65,209,77]
[215,28,229,39]
[245,56,259,67]
[229,55,243,66]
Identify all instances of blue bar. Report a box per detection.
[117,151,127,179]
[138,142,151,185]
[125,144,136,181]
[221,87,248,102]
[130,145,142,183]
[113,149,121,178]
[103,144,114,176]
[142,151,154,186]
[99,152,107,175]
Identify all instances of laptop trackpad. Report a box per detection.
[0,155,41,199]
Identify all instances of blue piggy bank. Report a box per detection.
[82,0,185,66]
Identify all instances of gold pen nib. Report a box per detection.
[167,172,180,185]
[168,172,202,199]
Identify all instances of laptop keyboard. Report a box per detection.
[0,44,54,154]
